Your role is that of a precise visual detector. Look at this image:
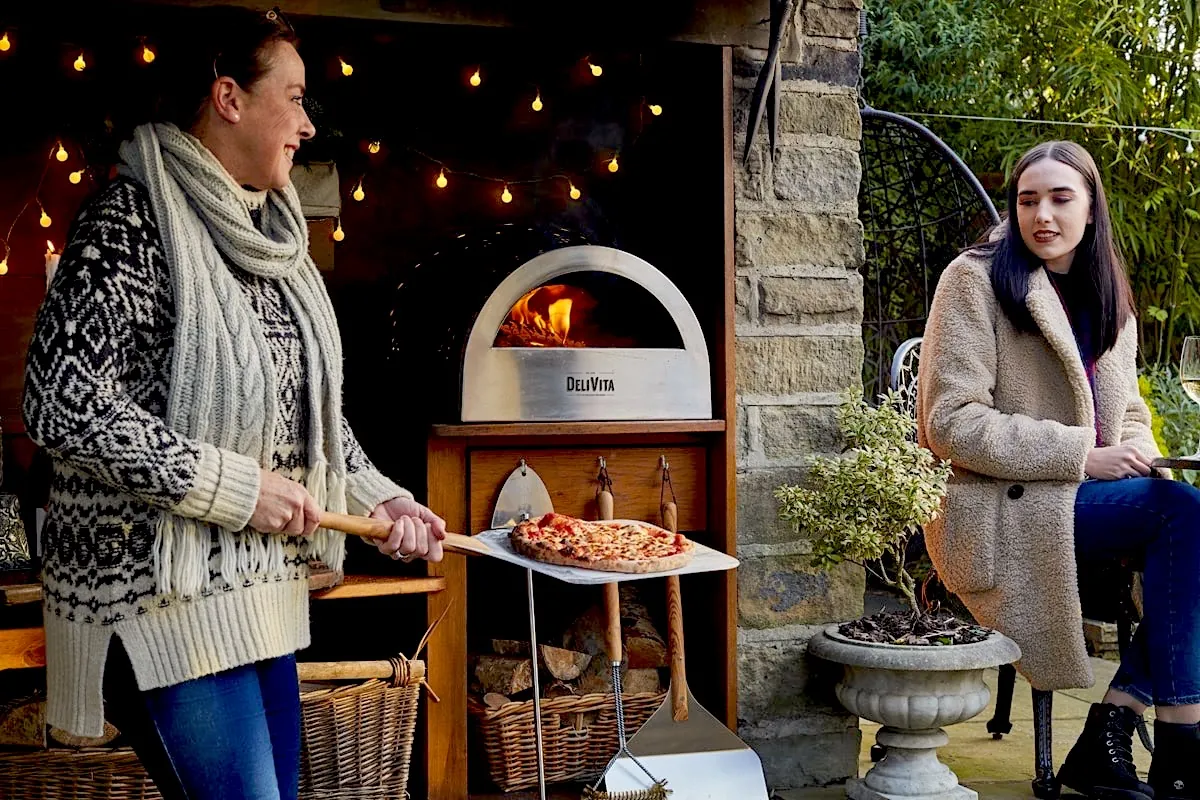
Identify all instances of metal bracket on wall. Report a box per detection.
[743,0,798,165]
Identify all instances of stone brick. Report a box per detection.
[737,466,809,545]
[742,729,862,789]
[736,275,752,323]
[782,44,861,86]
[759,274,864,325]
[780,92,861,139]
[761,405,841,460]
[804,3,861,38]
[738,553,864,628]
[774,147,860,204]
[737,140,769,201]
[738,628,850,723]
[736,336,863,396]
[736,404,751,462]
[736,213,864,269]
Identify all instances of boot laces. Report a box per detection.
[1103,710,1137,769]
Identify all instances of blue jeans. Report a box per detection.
[103,638,301,800]
[1075,477,1200,707]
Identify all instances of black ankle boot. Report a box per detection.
[1149,719,1200,799]
[1059,703,1154,800]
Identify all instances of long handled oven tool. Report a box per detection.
[318,511,492,556]
[584,459,671,800]
[602,458,770,799]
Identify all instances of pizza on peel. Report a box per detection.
[510,512,695,574]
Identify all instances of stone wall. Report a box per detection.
[732,0,867,790]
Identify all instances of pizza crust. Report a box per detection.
[510,516,696,574]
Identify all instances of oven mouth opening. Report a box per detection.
[492,272,685,349]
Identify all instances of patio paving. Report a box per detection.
[776,656,1153,800]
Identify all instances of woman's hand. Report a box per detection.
[249,470,323,535]
[370,496,447,563]
[1085,445,1154,480]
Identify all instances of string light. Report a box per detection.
[0,256,7,276]
[368,140,381,154]
[142,44,156,64]
[1138,130,1149,143]
[569,181,581,200]
[649,103,663,116]
[1188,142,1196,154]
[588,59,603,77]
[339,58,353,77]
[332,218,345,241]
[531,91,543,112]
[608,155,620,173]
[352,179,365,201]
[469,68,482,87]
[500,185,513,204]
[435,168,448,189]
[69,170,83,184]
[73,52,86,72]
[0,33,10,52]
[55,142,68,162]
[39,206,51,228]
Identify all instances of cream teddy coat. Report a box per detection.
[916,248,1162,691]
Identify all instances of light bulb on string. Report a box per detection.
[39,206,52,228]
[436,168,448,189]
[352,179,365,202]
[569,181,581,200]
[142,44,156,64]
[55,142,68,162]
[332,219,345,242]
[588,59,603,77]
[469,68,482,87]
[649,103,663,116]
[1188,141,1195,155]
[339,58,353,76]
[0,256,7,276]
[368,140,381,154]
[1138,130,1148,143]
[532,91,543,112]
[500,185,513,204]
[0,33,10,52]
[607,155,620,173]
[74,52,86,72]
[69,169,84,184]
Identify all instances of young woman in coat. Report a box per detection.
[918,140,1200,800]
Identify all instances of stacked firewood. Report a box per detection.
[471,586,668,710]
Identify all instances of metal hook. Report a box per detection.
[598,456,607,469]
[659,454,670,471]
[519,458,527,476]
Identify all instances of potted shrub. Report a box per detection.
[775,389,1019,800]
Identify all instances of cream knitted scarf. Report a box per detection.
[119,122,346,597]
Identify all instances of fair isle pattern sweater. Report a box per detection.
[24,177,408,736]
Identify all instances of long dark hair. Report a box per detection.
[156,7,299,132]
[973,141,1133,356]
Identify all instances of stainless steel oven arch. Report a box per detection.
[461,245,712,421]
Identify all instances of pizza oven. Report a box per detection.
[461,245,712,421]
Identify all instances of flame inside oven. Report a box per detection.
[497,284,602,348]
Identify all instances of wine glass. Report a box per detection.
[1180,336,1200,460]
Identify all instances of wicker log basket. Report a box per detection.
[470,690,665,793]
[0,656,425,800]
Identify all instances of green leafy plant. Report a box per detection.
[774,389,952,616]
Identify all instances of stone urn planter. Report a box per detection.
[808,625,1021,800]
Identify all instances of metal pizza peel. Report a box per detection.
[491,459,555,528]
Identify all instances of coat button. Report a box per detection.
[1007,484,1025,500]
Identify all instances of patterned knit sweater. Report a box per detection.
[23,177,408,736]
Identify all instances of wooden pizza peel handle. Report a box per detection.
[598,489,623,667]
[661,500,689,721]
[318,511,488,556]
